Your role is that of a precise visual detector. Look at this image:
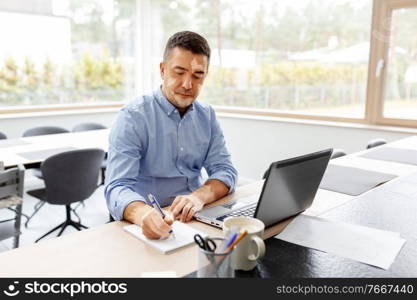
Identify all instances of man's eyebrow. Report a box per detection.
[174,65,205,75]
[174,66,188,71]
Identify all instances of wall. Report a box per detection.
[217,114,413,180]
[1,110,414,180]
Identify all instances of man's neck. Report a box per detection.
[161,86,190,118]
[177,107,188,118]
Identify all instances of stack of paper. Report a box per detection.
[124,221,206,254]
[275,215,406,269]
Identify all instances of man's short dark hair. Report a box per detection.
[163,31,211,64]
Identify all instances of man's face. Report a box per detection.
[160,47,208,110]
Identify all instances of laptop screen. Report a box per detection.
[254,149,332,227]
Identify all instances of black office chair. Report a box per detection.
[27,148,105,242]
[0,131,7,140]
[330,149,347,159]
[72,122,107,132]
[109,214,115,223]
[22,126,69,138]
[22,126,70,227]
[72,122,108,186]
[367,138,387,149]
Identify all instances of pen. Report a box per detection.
[221,232,238,252]
[148,194,166,217]
[147,193,175,238]
[225,230,247,252]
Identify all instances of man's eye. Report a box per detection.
[176,72,184,75]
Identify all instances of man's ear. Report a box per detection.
[160,62,165,79]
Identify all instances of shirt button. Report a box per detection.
[180,147,184,151]
[179,166,183,170]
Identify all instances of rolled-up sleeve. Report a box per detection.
[203,107,238,193]
[104,108,147,220]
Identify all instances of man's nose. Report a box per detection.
[181,76,192,90]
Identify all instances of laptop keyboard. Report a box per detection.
[216,203,257,221]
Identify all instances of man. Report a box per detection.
[105,31,238,239]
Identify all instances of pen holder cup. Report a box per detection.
[197,237,234,278]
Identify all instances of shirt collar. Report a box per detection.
[154,87,195,117]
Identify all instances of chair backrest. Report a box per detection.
[367,138,387,149]
[330,149,347,159]
[0,131,7,140]
[22,126,69,137]
[41,148,105,205]
[0,165,24,200]
[72,122,107,132]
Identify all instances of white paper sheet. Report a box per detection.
[275,215,406,270]
[303,189,353,216]
[124,221,206,254]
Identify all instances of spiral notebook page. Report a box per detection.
[123,221,207,254]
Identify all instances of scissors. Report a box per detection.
[194,234,217,252]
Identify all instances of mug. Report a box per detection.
[222,216,266,271]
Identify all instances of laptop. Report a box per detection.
[195,148,333,228]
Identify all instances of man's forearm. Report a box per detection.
[191,179,229,205]
[123,201,153,225]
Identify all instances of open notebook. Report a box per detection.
[123,221,207,254]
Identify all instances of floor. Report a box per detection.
[0,172,109,253]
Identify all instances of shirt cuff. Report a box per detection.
[109,187,147,221]
[208,172,236,194]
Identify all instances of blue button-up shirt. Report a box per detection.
[104,88,238,220]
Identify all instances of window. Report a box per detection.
[0,0,136,108]
[149,0,373,119]
[367,0,417,127]
[382,7,417,120]
[0,0,416,129]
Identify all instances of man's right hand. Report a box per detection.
[123,201,174,240]
[140,208,174,239]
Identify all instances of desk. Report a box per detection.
[245,172,417,278]
[0,136,416,277]
[0,129,109,168]
[237,136,417,277]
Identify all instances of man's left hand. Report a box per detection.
[169,194,205,222]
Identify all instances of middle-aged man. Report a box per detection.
[105,31,238,239]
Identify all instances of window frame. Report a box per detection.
[368,0,417,128]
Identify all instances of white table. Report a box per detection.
[0,129,109,167]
